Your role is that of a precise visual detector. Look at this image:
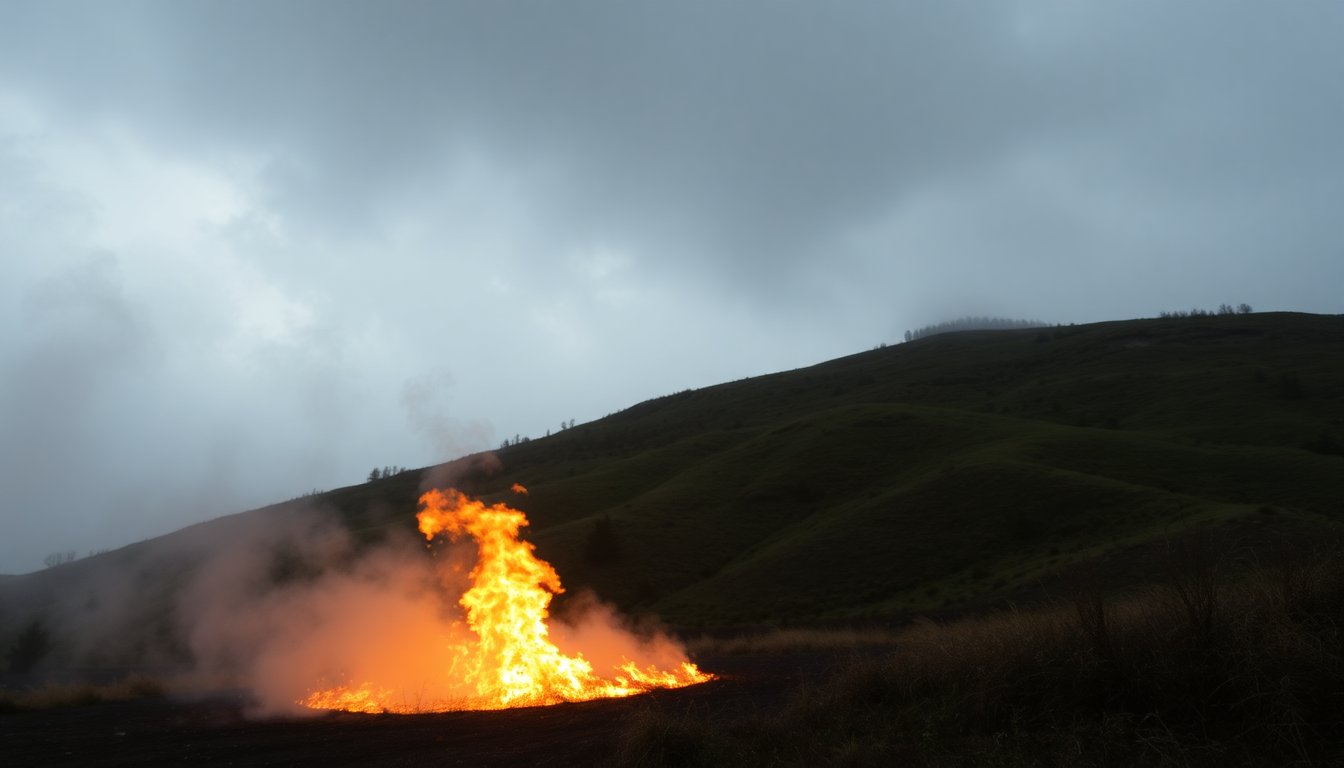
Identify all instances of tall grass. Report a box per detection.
[0,676,165,713]
[613,550,1344,766]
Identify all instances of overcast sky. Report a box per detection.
[2,1,1341,573]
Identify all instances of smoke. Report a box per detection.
[0,481,701,715]
[176,508,467,714]
[169,492,694,715]
[400,369,494,461]
[548,590,697,679]
[419,450,502,495]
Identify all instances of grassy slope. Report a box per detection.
[377,312,1342,626]
[3,313,1342,643]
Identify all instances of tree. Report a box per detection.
[42,551,76,568]
[1237,303,1253,314]
[368,468,381,482]
[905,316,1048,342]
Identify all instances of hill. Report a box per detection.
[490,311,1344,624]
[2,312,1342,670]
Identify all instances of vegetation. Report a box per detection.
[1159,303,1253,319]
[903,315,1047,342]
[0,676,164,714]
[484,311,1343,627]
[614,539,1344,765]
[41,552,78,569]
[366,466,409,482]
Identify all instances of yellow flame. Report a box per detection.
[302,488,711,712]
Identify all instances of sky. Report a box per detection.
[1,1,1341,574]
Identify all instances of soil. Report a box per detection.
[1,653,841,767]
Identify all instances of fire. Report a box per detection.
[301,488,712,712]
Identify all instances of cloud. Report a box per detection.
[0,1,1341,570]
[0,255,151,551]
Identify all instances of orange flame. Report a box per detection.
[302,488,711,712]
[510,482,528,495]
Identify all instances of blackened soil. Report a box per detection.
[2,653,845,767]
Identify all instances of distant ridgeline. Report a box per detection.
[903,316,1047,343]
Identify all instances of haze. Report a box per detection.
[2,1,1341,573]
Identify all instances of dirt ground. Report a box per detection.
[2,653,839,767]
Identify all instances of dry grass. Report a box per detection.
[614,546,1344,766]
[0,675,165,713]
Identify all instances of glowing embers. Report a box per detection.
[302,488,711,712]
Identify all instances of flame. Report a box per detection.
[301,488,711,712]
[511,482,528,495]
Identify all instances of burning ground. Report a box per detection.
[300,486,709,713]
[181,486,710,715]
[0,483,738,766]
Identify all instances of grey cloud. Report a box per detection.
[0,1,1341,571]
[0,255,153,566]
[3,254,149,468]
[0,3,1130,283]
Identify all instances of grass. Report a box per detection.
[612,538,1344,766]
[506,313,1344,624]
[0,675,165,713]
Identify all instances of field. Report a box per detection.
[3,312,1343,765]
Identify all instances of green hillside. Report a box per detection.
[341,311,1344,626]
[2,312,1342,662]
